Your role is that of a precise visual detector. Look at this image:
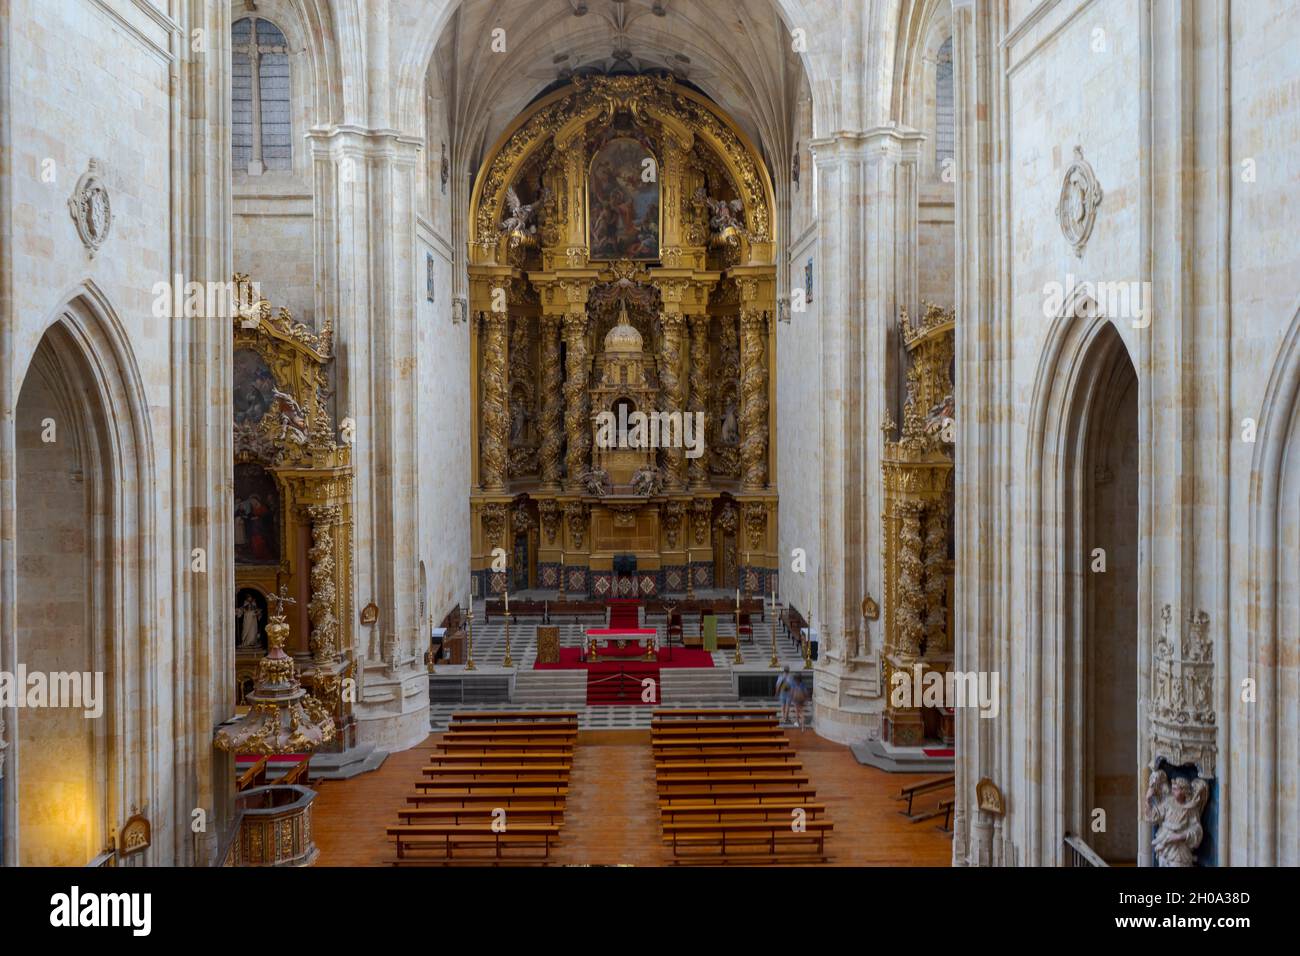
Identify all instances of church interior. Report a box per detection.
[1,0,1298,882]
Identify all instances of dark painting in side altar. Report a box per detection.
[234,462,280,565]
[589,138,660,260]
[233,348,277,426]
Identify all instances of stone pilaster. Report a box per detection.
[479,310,509,491]
[688,314,711,487]
[807,125,922,746]
[539,313,564,489]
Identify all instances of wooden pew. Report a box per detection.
[897,775,955,818]
[427,752,573,767]
[388,823,561,864]
[663,820,833,863]
[656,773,811,790]
[655,760,805,776]
[416,777,569,794]
[421,764,570,781]
[651,721,779,734]
[935,798,955,834]
[440,728,577,742]
[451,711,579,722]
[660,802,826,823]
[652,736,790,750]
[277,757,310,786]
[397,806,565,826]
[236,756,268,791]
[654,748,795,763]
[438,740,574,748]
[406,789,570,806]
[658,786,816,805]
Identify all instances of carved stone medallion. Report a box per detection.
[68,158,112,257]
[1057,146,1102,258]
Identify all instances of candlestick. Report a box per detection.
[465,599,476,671]
[769,592,779,667]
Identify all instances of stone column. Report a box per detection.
[659,308,688,489]
[562,309,591,487]
[479,310,509,491]
[688,314,711,487]
[807,125,922,747]
[539,313,564,489]
[739,307,770,490]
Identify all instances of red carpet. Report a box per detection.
[607,598,640,629]
[923,748,955,758]
[535,645,714,705]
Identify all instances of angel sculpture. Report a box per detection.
[630,465,663,497]
[1144,770,1209,867]
[578,467,612,498]
[698,189,745,239]
[271,388,309,446]
[501,186,548,243]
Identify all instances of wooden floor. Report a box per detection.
[311,729,953,866]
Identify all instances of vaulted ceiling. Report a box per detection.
[430,0,807,180]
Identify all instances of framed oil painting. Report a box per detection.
[233,348,277,426]
[588,137,660,260]
[234,462,280,564]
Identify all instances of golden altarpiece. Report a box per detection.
[232,275,357,749]
[881,305,956,747]
[467,75,778,600]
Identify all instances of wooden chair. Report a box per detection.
[737,612,753,645]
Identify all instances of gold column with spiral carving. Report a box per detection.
[658,306,688,489]
[480,310,509,491]
[539,312,564,489]
[739,307,769,491]
[562,308,591,488]
[687,313,711,488]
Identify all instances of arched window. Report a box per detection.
[934,37,954,170]
[232,16,291,174]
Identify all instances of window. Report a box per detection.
[935,37,954,169]
[232,17,291,174]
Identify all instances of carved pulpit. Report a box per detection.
[232,274,356,750]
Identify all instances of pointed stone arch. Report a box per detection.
[3,283,157,865]
[1245,298,1300,866]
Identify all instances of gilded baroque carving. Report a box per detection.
[539,313,564,486]
[539,498,561,544]
[306,506,340,665]
[481,502,508,548]
[691,498,712,545]
[563,309,592,486]
[657,306,688,488]
[739,309,769,489]
[688,314,711,485]
[565,501,589,550]
[743,501,767,550]
[662,500,685,549]
[480,311,509,490]
[712,315,741,478]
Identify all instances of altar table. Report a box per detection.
[585,627,657,658]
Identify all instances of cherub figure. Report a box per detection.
[271,388,308,446]
[501,185,548,239]
[1144,770,1209,867]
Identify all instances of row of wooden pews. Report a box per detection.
[652,709,833,864]
[386,711,579,865]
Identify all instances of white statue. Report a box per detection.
[1144,770,1209,867]
[236,595,263,649]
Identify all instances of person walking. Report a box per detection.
[775,665,794,725]
[789,672,808,730]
